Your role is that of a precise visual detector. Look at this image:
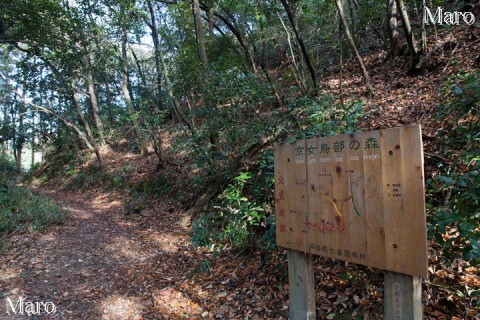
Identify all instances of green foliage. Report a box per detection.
[134,170,174,197]
[303,95,366,137]
[0,156,17,183]
[192,171,272,251]
[0,184,68,234]
[428,71,480,265]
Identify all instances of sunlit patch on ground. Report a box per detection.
[91,194,122,210]
[69,207,94,219]
[0,268,20,281]
[105,235,153,262]
[101,295,144,320]
[148,233,180,253]
[153,287,203,318]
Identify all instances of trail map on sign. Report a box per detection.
[274,125,428,277]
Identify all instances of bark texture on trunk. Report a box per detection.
[280,0,318,93]
[395,0,419,69]
[335,0,373,95]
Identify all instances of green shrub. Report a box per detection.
[0,184,68,234]
[191,171,271,251]
[427,71,480,265]
[0,157,17,183]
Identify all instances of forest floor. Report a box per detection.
[1,23,479,320]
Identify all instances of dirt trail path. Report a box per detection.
[0,187,200,319]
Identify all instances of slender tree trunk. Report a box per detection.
[348,0,358,35]
[193,0,208,66]
[335,0,373,95]
[193,0,220,155]
[31,112,35,167]
[1,103,7,158]
[131,49,147,94]
[157,37,195,133]
[16,101,24,172]
[85,51,106,145]
[386,0,399,57]
[395,0,419,69]
[208,1,215,36]
[339,18,344,108]
[72,85,104,166]
[280,0,318,93]
[200,4,284,107]
[120,27,148,156]
[146,0,164,111]
[202,4,257,73]
[420,0,427,53]
[277,11,307,93]
[105,77,115,125]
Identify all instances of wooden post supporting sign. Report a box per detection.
[384,272,423,319]
[287,251,316,320]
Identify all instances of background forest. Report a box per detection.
[0,0,479,319]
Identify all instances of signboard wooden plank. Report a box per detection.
[401,126,428,277]
[346,133,368,264]
[293,140,308,251]
[363,129,386,269]
[306,138,320,255]
[381,128,407,274]
[274,125,428,278]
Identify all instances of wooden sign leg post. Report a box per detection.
[384,271,423,319]
[287,250,316,320]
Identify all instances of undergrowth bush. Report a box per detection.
[427,71,480,265]
[0,158,68,235]
[0,184,68,234]
[0,156,17,183]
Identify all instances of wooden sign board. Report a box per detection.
[274,125,428,278]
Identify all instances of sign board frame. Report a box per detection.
[275,125,428,319]
[274,125,428,278]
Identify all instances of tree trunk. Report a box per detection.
[157,38,195,134]
[192,0,220,155]
[386,0,399,57]
[72,85,104,166]
[105,76,115,125]
[16,107,24,172]
[85,51,106,145]
[193,0,208,66]
[348,0,358,35]
[208,1,215,36]
[146,0,164,111]
[1,103,8,158]
[31,112,35,167]
[420,0,427,53]
[280,0,318,93]
[395,0,419,69]
[339,18,344,108]
[277,11,308,93]
[335,0,373,95]
[201,4,257,73]
[120,27,148,156]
